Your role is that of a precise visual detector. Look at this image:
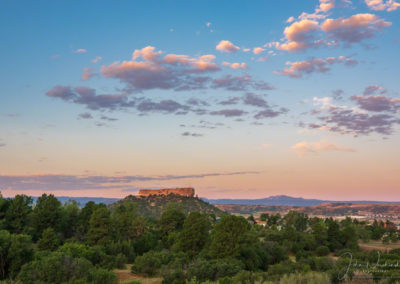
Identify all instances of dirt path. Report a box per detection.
[114,265,163,284]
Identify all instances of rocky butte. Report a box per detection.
[138,187,195,197]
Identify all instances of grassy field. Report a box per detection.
[359,241,400,253]
[114,264,162,284]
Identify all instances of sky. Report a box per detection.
[0,0,399,200]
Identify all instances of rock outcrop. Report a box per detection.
[138,187,195,197]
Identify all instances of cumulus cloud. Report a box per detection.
[303,89,400,136]
[242,93,288,119]
[351,95,400,112]
[363,85,387,95]
[137,99,189,114]
[309,105,400,135]
[222,62,248,69]
[276,56,357,78]
[210,109,247,117]
[253,47,265,54]
[332,89,344,100]
[218,97,240,105]
[181,131,203,137]
[78,112,93,119]
[216,40,240,53]
[243,93,269,108]
[273,19,321,52]
[101,46,220,92]
[254,108,288,119]
[291,140,355,157]
[75,48,87,54]
[286,16,295,23]
[81,67,96,81]
[319,0,336,12]
[321,14,391,45]
[272,10,390,52]
[46,85,136,110]
[91,56,102,63]
[186,98,209,107]
[212,75,274,91]
[365,0,400,11]
[100,115,118,121]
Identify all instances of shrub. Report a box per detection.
[279,271,330,284]
[131,251,166,276]
[316,245,330,256]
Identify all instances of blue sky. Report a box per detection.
[0,0,399,199]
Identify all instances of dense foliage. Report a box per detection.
[0,192,399,283]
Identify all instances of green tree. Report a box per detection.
[209,215,251,258]
[326,218,342,251]
[0,230,33,279]
[159,203,186,236]
[17,251,117,283]
[341,224,359,249]
[0,193,10,230]
[0,230,11,279]
[316,246,330,256]
[260,213,268,222]
[311,219,328,246]
[131,251,163,276]
[284,211,308,232]
[37,227,59,251]
[7,233,33,278]
[77,201,104,240]
[32,194,62,239]
[177,212,210,256]
[5,195,32,234]
[87,206,112,245]
[113,202,147,240]
[61,200,80,239]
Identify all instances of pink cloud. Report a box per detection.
[163,54,219,73]
[222,62,248,69]
[321,13,391,45]
[81,67,96,81]
[101,46,222,91]
[274,19,320,51]
[276,56,357,78]
[319,0,335,12]
[75,48,87,54]
[351,95,400,112]
[286,16,295,23]
[91,56,102,63]
[216,40,240,53]
[365,0,400,11]
[132,46,162,61]
[363,85,387,95]
[253,47,265,54]
[291,140,355,157]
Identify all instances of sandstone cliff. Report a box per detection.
[138,187,195,197]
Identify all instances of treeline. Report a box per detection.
[1,193,400,283]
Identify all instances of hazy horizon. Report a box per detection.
[1,0,399,201]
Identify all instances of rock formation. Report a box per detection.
[138,187,195,197]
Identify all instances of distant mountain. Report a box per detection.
[203,195,400,207]
[27,194,400,208]
[111,194,226,218]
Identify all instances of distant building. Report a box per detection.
[138,187,195,197]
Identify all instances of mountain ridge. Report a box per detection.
[20,194,400,207]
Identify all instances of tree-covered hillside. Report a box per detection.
[112,194,226,219]
[1,192,400,283]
